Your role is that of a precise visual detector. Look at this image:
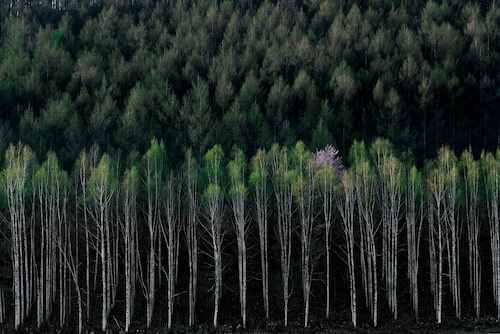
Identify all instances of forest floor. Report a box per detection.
[1,296,500,333]
[0,316,499,333]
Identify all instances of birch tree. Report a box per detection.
[482,151,500,319]
[228,147,248,329]
[427,162,445,324]
[370,139,402,320]
[142,138,168,329]
[49,158,81,334]
[461,148,481,319]
[184,149,199,327]
[75,144,99,321]
[406,165,424,321]
[270,144,293,327]
[121,166,139,332]
[87,154,116,332]
[34,155,55,327]
[34,152,70,328]
[351,140,378,327]
[249,149,270,320]
[2,143,35,330]
[439,147,461,320]
[314,145,343,320]
[56,225,83,334]
[291,141,316,328]
[0,288,4,323]
[202,144,225,328]
[161,172,181,329]
[336,169,357,327]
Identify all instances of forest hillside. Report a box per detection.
[1,0,500,333]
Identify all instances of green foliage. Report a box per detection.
[0,0,498,183]
[249,148,268,188]
[228,146,246,199]
[35,151,70,195]
[143,138,169,190]
[87,153,116,204]
[50,28,65,48]
[204,144,224,187]
[122,165,139,196]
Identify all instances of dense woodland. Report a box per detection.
[1,0,500,332]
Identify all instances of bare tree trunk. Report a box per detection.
[88,154,115,332]
[270,144,293,327]
[142,139,168,329]
[228,148,248,329]
[122,167,138,332]
[251,149,270,320]
[438,148,461,319]
[291,142,316,328]
[371,140,402,320]
[162,174,181,329]
[428,167,445,324]
[185,150,199,328]
[3,144,34,330]
[406,166,424,321]
[202,145,225,328]
[337,170,357,327]
[0,288,5,323]
[77,146,99,321]
[315,159,336,320]
[352,142,378,327]
[57,195,83,334]
[462,149,481,318]
[482,151,500,319]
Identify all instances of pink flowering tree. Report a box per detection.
[313,145,343,319]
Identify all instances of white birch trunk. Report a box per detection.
[251,149,270,320]
[354,156,377,327]
[428,167,446,324]
[337,170,357,327]
[316,158,336,321]
[270,145,293,327]
[3,144,33,330]
[482,151,500,319]
[0,288,4,323]
[406,166,423,321]
[185,150,199,327]
[162,175,181,330]
[122,167,138,332]
[291,143,315,328]
[202,145,225,328]
[229,148,248,329]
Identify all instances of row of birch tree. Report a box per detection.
[1,138,500,332]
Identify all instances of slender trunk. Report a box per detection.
[101,207,108,332]
[337,171,356,327]
[187,211,198,327]
[147,240,155,328]
[355,159,377,327]
[122,168,138,333]
[163,176,180,330]
[0,288,4,323]
[271,146,293,327]
[212,227,223,328]
[185,151,199,328]
[252,149,269,320]
[325,226,331,319]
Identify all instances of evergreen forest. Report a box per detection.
[1,0,500,332]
